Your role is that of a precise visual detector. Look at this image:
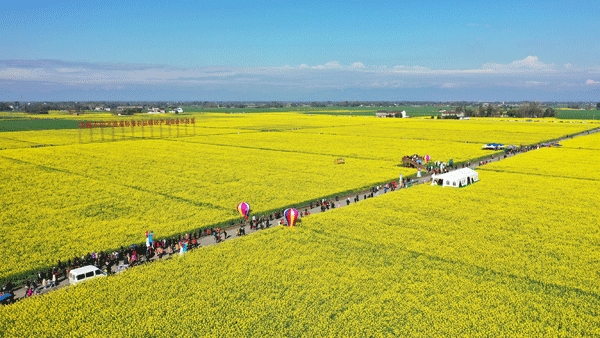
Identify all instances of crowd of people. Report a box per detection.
[0,178,421,305]
[3,129,596,306]
[1,175,433,305]
[4,187,401,304]
[3,229,231,304]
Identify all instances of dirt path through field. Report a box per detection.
[6,127,599,302]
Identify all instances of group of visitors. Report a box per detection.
[5,129,596,306]
[3,180,402,305]
[317,200,337,212]
[1,281,15,305]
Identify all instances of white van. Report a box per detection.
[69,265,107,285]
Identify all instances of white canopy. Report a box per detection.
[432,168,479,188]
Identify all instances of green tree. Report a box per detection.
[519,102,542,118]
[506,109,519,117]
[123,107,142,115]
[0,102,13,111]
[543,108,557,118]
[464,107,475,117]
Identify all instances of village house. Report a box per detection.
[375,110,407,118]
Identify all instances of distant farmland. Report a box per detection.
[0,118,82,132]
[556,109,600,120]
[182,105,453,117]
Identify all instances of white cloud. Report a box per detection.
[525,81,548,87]
[467,23,479,27]
[391,65,432,73]
[2,57,596,97]
[295,61,367,70]
[313,61,342,69]
[323,61,342,69]
[409,66,431,72]
[564,63,573,69]
[482,56,555,73]
[56,67,87,73]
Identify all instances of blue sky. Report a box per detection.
[1,0,599,101]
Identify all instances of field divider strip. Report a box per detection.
[163,137,404,162]
[0,135,38,146]
[0,154,231,212]
[560,147,600,151]
[306,227,600,301]
[478,167,600,182]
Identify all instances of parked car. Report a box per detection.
[68,265,106,285]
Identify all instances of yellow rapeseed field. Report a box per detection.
[0,138,408,280]
[0,124,251,149]
[300,118,591,145]
[560,128,600,150]
[478,131,600,179]
[181,130,491,164]
[1,139,599,336]
[0,113,592,283]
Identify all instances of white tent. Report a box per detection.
[432,168,479,188]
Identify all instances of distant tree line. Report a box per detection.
[0,102,15,111]
[121,108,143,115]
[453,102,558,118]
[2,101,599,113]
[21,102,90,114]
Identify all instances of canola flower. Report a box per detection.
[481,146,600,180]
[182,130,491,164]
[0,124,251,150]
[561,128,600,150]
[0,137,409,281]
[479,130,600,179]
[1,148,599,336]
[0,114,592,282]
[298,118,590,145]
[0,112,591,150]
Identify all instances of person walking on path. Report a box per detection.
[146,231,154,248]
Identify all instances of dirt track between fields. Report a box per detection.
[5,127,599,303]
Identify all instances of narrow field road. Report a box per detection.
[5,127,599,303]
